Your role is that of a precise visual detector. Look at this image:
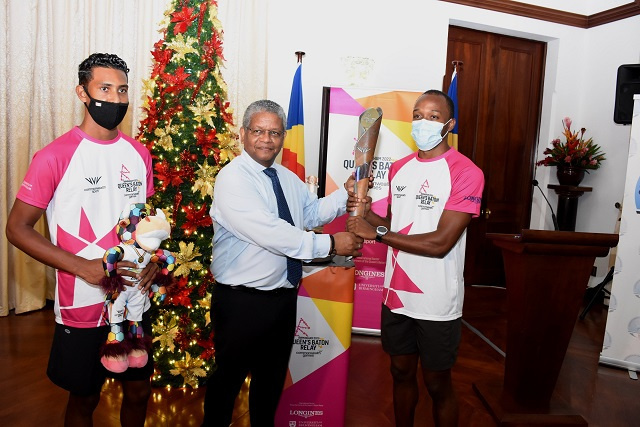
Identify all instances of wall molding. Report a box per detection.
[440,0,640,28]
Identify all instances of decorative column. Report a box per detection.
[547,184,592,231]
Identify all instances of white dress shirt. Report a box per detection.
[210,150,347,290]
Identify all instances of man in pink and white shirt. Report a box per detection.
[347,90,484,427]
[6,53,156,426]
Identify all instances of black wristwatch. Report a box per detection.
[375,226,388,242]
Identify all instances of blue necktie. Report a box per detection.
[263,167,303,287]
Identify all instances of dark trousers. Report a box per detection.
[202,283,298,427]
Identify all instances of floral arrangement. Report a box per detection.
[536,117,606,171]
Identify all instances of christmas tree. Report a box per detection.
[136,0,240,388]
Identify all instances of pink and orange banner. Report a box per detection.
[275,262,355,426]
[321,87,421,333]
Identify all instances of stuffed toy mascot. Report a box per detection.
[99,202,175,373]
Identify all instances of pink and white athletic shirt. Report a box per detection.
[16,126,154,328]
[382,149,484,321]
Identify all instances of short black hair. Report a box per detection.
[78,53,129,86]
[422,89,455,120]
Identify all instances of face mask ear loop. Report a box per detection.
[82,86,92,109]
[440,118,452,140]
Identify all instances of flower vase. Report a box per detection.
[556,166,585,186]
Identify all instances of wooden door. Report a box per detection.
[445,26,546,286]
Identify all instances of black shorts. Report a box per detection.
[381,304,461,371]
[47,310,154,396]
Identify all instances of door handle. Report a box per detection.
[484,209,491,219]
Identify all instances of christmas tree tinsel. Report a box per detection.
[136,0,240,388]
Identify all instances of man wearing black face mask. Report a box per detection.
[82,83,130,131]
[6,53,156,426]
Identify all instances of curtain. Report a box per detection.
[0,0,267,316]
[218,0,268,126]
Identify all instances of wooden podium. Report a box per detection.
[474,229,618,426]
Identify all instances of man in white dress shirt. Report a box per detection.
[202,99,363,426]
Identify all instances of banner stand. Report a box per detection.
[600,94,640,372]
[275,256,355,427]
[319,86,422,334]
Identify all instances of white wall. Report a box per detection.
[580,17,640,273]
[264,0,640,267]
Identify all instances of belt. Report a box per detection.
[215,282,298,295]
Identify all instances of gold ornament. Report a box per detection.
[154,123,180,151]
[141,78,157,99]
[161,207,173,224]
[217,131,238,146]
[208,5,223,33]
[174,241,203,277]
[216,133,240,164]
[192,159,219,198]
[158,9,172,32]
[166,34,198,62]
[152,314,179,352]
[219,147,235,164]
[188,98,217,127]
[197,294,212,326]
[212,69,229,94]
[170,352,207,388]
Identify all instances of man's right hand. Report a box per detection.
[76,258,110,286]
[333,231,364,257]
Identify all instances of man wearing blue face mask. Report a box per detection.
[346,90,484,427]
[6,53,157,426]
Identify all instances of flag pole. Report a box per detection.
[448,61,461,150]
[295,51,305,63]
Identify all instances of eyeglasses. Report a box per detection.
[245,127,285,139]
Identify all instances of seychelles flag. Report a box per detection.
[447,69,459,150]
[282,64,305,181]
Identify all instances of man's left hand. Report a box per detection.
[117,261,160,293]
[344,172,374,193]
[136,263,160,293]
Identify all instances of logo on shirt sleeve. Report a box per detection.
[463,195,482,204]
